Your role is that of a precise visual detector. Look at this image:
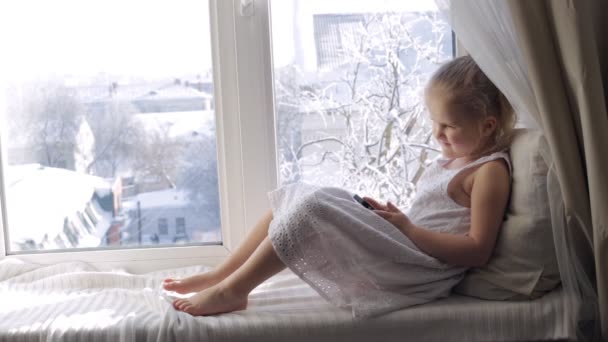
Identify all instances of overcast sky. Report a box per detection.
[0,0,438,82]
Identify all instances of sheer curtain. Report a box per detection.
[435,0,607,341]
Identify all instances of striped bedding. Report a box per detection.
[0,258,575,342]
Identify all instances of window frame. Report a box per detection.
[0,0,278,273]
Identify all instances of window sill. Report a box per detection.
[1,244,229,273]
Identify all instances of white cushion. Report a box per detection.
[454,128,560,300]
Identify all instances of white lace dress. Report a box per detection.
[268,152,511,318]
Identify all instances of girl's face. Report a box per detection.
[426,91,496,161]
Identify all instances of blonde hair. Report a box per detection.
[426,55,516,152]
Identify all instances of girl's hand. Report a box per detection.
[373,201,414,235]
[363,196,388,211]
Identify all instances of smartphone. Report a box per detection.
[353,194,374,210]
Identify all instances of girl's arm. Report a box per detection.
[375,160,511,267]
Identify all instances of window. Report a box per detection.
[314,14,365,69]
[77,212,94,235]
[176,218,186,235]
[158,218,169,236]
[272,0,452,207]
[0,0,451,271]
[85,203,99,226]
[63,220,80,247]
[0,0,222,253]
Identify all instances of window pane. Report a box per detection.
[1,0,222,252]
[175,218,187,236]
[272,0,452,206]
[158,218,169,236]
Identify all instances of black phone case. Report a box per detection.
[353,194,374,210]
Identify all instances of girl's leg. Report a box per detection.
[173,236,285,316]
[163,209,274,293]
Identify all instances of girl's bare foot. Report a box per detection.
[172,284,248,316]
[163,270,224,294]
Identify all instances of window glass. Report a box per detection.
[176,218,186,235]
[1,0,222,252]
[272,0,452,206]
[77,212,94,235]
[63,220,80,247]
[85,203,99,226]
[158,218,169,236]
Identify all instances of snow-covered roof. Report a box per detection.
[78,83,162,103]
[5,164,112,243]
[78,80,212,104]
[137,83,212,100]
[124,188,191,210]
[134,110,215,139]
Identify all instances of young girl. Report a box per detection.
[163,55,515,318]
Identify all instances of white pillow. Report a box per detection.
[454,129,560,300]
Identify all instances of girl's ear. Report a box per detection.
[482,116,497,137]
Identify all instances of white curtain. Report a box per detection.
[435,0,602,341]
[437,1,539,129]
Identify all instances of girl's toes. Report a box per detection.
[182,303,195,314]
[164,281,178,290]
[179,301,189,311]
[173,299,185,310]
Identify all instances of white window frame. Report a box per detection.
[0,0,278,273]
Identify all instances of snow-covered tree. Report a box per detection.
[85,99,141,176]
[176,132,220,227]
[7,81,89,170]
[131,122,184,188]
